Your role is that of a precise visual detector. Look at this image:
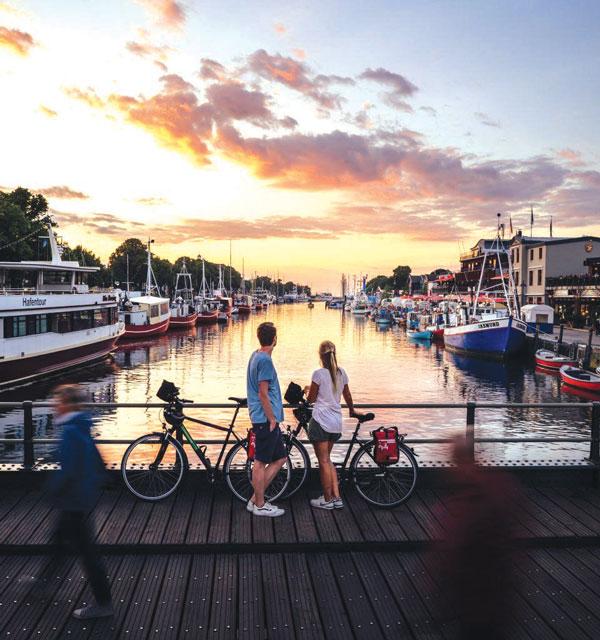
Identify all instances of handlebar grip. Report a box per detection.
[180,398,193,404]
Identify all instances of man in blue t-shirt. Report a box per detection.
[246,322,286,517]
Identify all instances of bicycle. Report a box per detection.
[120,380,291,502]
[280,400,419,508]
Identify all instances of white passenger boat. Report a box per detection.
[0,227,123,387]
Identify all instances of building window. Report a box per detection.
[537,297,543,304]
[529,270,533,286]
[539,247,543,259]
[530,249,534,260]
[528,297,533,304]
[537,270,542,286]
[516,248,520,263]
[515,272,519,286]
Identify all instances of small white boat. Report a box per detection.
[535,349,577,370]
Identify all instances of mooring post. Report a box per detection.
[466,402,476,463]
[584,327,594,369]
[23,401,34,469]
[533,327,539,352]
[558,323,564,346]
[590,402,600,463]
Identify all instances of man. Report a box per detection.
[246,322,287,517]
[49,384,113,619]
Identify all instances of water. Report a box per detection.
[0,304,593,465]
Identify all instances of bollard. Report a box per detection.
[584,327,594,369]
[466,402,476,463]
[23,400,34,469]
[590,402,600,463]
[558,323,564,346]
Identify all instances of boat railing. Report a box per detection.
[0,286,116,296]
[0,400,599,470]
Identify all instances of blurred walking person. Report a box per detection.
[49,384,113,619]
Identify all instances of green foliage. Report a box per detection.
[392,265,411,291]
[62,244,110,287]
[366,275,392,291]
[0,188,52,261]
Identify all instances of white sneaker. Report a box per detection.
[253,502,285,517]
[333,497,344,509]
[246,499,255,512]
[310,496,335,510]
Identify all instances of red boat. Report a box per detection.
[197,309,218,324]
[535,349,577,370]
[559,365,600,394]
[235,294,253,314]
[169,311,198,328]
[121,296,171,338]
[122,314,170,338]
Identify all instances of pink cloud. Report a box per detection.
[359,67,418,112]
[273,22,287,35]
[0,25,35,56]
[198,58,229,81]
[135,0,186,29]
[39,186,89,199]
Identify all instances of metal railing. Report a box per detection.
[0,400,599,470]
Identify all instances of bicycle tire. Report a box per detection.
[223,439,291,503]
[121,432,188,501]
[280,436,311,499]
[350,441,418,508]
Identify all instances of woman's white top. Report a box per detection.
[311,367,349,433]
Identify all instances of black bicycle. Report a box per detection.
[120,380,290,502]
[282,400,419,508]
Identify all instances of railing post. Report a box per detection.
[590,402,600,463]
[23,400,34,469]
[466,402,476,463]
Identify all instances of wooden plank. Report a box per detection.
[373,552,444,639]
[0,490,46,542]
[344,489,386,542]
[290,493,319,543]
[526,489,594,537]
[185,484,214,545]
[284,553,324,638]
[262,554,295,639]
[117,499,154,545]
[351,552,410,639]
[311,505,342,543]
[331,498,363,543]
[118,555,169,640]
[518,493,573,538]
[305,554,353,640]
[273,500,298,544]
[0,489,27,525]
[405,493,446,540]
[179,554,215,638]
[138,494,176,545]
[391,501,430,542]
[208,554,237,639]
[238,554,264,639]
[95,490,136,544]
[162,482,195,544]
[147,554,191,639]
[329,552,384,640]
[207,489,231,544]
[230,494,253,544]
[252,506,275,544]
[511,589,562,640]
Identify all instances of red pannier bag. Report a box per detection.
[247,429,256,461]
[372,427,399,464]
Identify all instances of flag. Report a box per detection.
[530,205,534,227]
[550,216,553,237]
[509,216,513,235]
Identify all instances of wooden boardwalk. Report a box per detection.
[2,480,600,638]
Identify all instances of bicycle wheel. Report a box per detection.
[224,439,290,503]
[280,436,311,499]
[121,432,188,501]
[350,442,417,508]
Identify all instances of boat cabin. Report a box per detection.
[520,304,554,334]
[123,295,170,326]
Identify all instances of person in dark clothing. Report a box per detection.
[49,384,113,620]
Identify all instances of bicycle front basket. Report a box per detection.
[156,379,179,402]
[293,405,312,426]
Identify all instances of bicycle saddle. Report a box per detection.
[228,396,248,407]
[356,412,375,423]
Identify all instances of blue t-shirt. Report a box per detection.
[246,350,284,424]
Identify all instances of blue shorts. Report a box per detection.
[252,422,287,463]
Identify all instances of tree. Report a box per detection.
[108,238,148,289]
[61,245,111,287]
[392,265,411,291]
[366,275,391,291]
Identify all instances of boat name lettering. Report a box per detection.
[22,297,47,307]
[478,321,499,329]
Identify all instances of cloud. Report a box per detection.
[475,111,501,128]
[134,0,186,30]
[39,105,58,118]
[198,58,229,81]
[160,72,195,93]
[292,48,306,60]
[557,148,585,167]
[206,81,295,128]
[246,49,349,111]
[125,39,172,69]
[134,196,169,205]
[0,25,35,56]
[63,86,105,109]
[420,106,437,116]
[273,22,287,35]
[359,67,418,112]
[39,186,89,199]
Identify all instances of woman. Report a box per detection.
[305,340,356,509]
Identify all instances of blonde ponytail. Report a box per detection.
[319,340,340,392]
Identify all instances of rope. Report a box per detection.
[0,226,48,252]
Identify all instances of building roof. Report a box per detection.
[511,235,600,248]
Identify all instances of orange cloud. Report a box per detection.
[557,148,585,167]
[135,0,186,30]
[39,104,58,118]
[125,39,172,70]
[63,86,105,109]
[39,186,89,199]
[292,48,306,60]
[0,25,35,56]
[274,22,287,35]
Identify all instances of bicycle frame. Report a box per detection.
[162,401,246,475]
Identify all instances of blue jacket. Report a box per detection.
[49,411,105,512]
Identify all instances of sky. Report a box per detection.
[1,0,600,291]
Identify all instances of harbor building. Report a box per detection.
[455,238,511,295]
[509,233,600,314]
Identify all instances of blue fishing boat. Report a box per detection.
[443,214,526,358]
[407,329,433,340]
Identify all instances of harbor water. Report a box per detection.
[0,303,593,465]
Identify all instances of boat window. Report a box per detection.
[72,310,94,331]
[150,305,159,318]
[4,316,26,338]
[94,308,109,327]
[42,271,71,285]
[160,303,169,315]
[53,312,72,333]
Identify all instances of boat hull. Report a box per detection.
[0,332,122,388]
[123,316,170,338]
[560,366,600,393]
[197,310,218,324]
[535,350,577,370]
[237,305,251,314]
[169,312,198,329]
[407,330,433,340]
[443,317,527,357]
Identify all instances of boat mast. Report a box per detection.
[201,258,208,298]
[229,240,232,295]
[145,238,159,296]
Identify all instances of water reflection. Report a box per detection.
[0,304,593,464]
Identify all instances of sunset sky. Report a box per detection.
[1,0,600,291]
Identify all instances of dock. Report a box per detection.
[2,478,600,638]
